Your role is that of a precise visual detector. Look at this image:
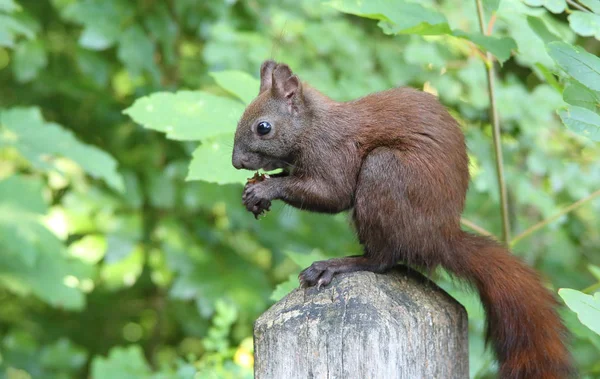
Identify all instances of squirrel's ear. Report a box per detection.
[259,60,277,94]
[272,64,302,100]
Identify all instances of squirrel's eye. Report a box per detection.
[256,121,272,136]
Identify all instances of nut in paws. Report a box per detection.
[243,179,272,219]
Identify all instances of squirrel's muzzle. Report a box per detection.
[232,147,250,170]
[232,154,245,170]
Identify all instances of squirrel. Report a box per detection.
[232,60,574,378]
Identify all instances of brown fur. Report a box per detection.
[233,60,574,378]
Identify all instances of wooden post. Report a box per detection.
[254,266,469,379]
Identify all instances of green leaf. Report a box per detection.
[75,49,110,88]
[0,205,49,267]
[91,346,151,378]
[68,235,106,264]
[0,14,35,48]
[328,0,516,62]
[0,249,88,310]
[0,175,46,214]
[328,0,451,36]
[0,176,48,267]
[579,0,600,13]
[117,25,156,77]
[166,234,271,318]
[124,91,244,141]
[568,11,600,39]
[40,338,88,371]
[187,133,249,185]
[589,265,600,281]
[62,0,134,51]
[144,4,178,65]
[558,106,600,141]
[524,0,566,13]
[210,70,260,105]
[0,107,125,192]
[483,0,501,15]
[78,27,116,51]
[0,0,20,12]
[270,274,298,301]
[559,289,600,335]
[146,172,176,209]
[527,16,561,44]
[546,0,567,13]
[563,80,600,111]
[534,63,563,92]
[453,31,517,63]
[100,245,144,290]
[12,39,47,82]
[547,41,600,91]
[0,191,88,311]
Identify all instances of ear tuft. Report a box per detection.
[259,60,277,94]
[272,64,293,85]
[272,64,302,100]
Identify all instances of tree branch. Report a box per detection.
[583,281,600,294]
[510,188,600,247]
[461,218,495,238]
[475,0,511,244]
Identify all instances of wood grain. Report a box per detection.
[254,266,469,379]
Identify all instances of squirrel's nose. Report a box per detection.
[232,157,244,170]
[232,151,247,170]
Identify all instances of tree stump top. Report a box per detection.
[254,266,469,379]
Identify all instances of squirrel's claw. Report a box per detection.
[243,180,272,219]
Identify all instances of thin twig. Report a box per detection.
[583,281,600,294]
[461,218,495,238]
[510,188,600,247]
[486,13,497,36]
[470,44,490,63]
[475,0,511,244]
[566,0,593,13]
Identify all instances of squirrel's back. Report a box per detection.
[344,87,470,211]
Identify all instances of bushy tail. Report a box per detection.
[446,232,574,379]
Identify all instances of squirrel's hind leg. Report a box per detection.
[299,145,448,289]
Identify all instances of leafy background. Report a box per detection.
[1,0,599,378]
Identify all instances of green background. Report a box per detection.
[1,0,600,378]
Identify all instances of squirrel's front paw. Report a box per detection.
[242,181,272,219]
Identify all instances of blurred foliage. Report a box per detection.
[0,0,599,378]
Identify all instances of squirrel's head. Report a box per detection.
[232,60,306,171]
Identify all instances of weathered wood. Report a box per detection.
[254,266,468,379]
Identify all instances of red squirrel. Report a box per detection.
[232,60,574,378]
